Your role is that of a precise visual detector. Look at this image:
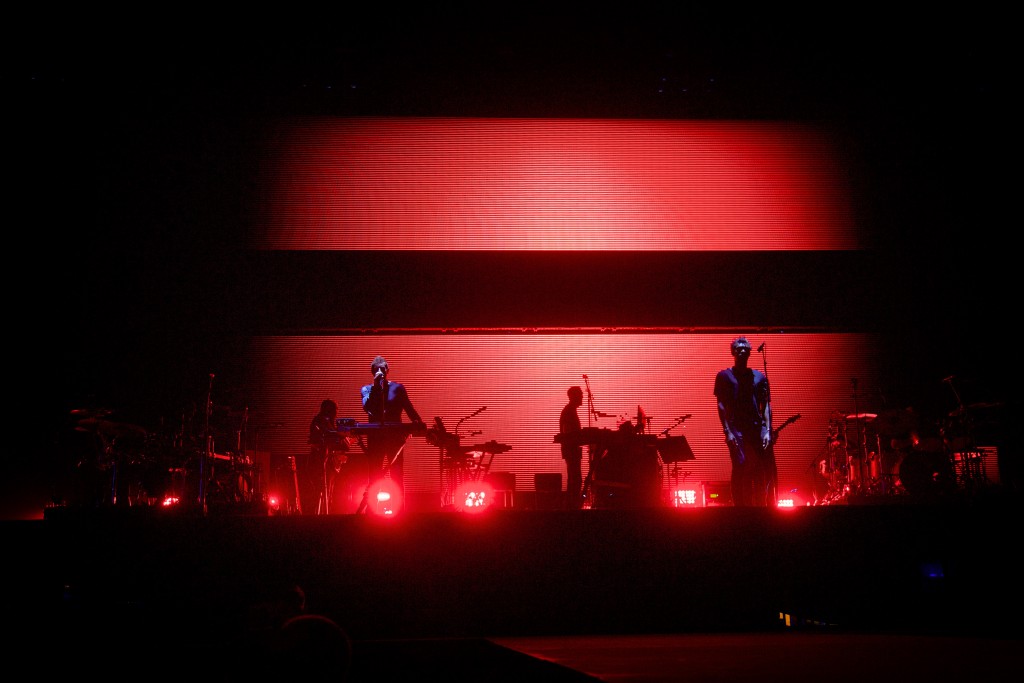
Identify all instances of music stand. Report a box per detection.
[657,435,695,464]
[657,435,696,503]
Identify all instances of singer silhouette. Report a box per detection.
[714,336,773,506]
[358,356,424,512]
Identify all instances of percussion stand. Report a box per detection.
[197,373,215,514]
[827,415,846,502]
[848,378,868,495]
[942,375,983,491]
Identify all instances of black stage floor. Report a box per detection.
[7,490,1022,680]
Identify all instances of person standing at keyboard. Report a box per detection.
[358,355,424,512]
[308,399,353,514]
[559,385,585,509]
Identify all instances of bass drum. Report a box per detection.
[895,449,956,496]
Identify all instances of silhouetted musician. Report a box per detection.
[354,356,425,513]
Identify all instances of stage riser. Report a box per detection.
[8,501,1021,645]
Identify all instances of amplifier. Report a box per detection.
[702,481,733,507]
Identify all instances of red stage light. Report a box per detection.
[454,481,495,514]
[671,488,701,507]
[777,489,809,508]
[367,479,403,517]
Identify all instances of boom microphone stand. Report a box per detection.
[758,343,778,506]
[580,374,614,507]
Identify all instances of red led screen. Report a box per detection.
[252,117,857,251]
[246,332,883,509]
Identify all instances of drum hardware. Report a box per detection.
[896,448,956,496]
[874,408,918,438]
[952,450,988,491]
[816,406,906,504]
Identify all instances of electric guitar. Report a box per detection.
[770,414,801,447]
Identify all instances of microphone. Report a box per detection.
[374,369,385,383]
[942,375,955,383]
[582,374,588,379]
[757,342,765,352]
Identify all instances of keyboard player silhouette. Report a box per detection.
[556,410,695,509]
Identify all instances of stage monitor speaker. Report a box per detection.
[485,472,516,509]
[702,481,733,507]
[534,472,562,510]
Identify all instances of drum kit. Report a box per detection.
[67,405,261,510]
[814,406,963,504]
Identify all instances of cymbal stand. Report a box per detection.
[234,406,254,504]
[197,373,215,514]
[942,376,984,492]
[827,415,847,502]
[848,378,867,495]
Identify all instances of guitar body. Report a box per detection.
[764,414,800,506]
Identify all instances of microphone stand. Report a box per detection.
[581,375,605,507]
[659,414,691,437]
[659,415,692,499]
[758,344,778,507]
[357,373,388,515]
[451,407,487,495]
[455,406,486,436]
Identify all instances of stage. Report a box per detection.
[7,490,1021,679]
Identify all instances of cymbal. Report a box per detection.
[70,407,113,419]
[845,412,877,421]
[950,401,1004,416]
[75,418,148,439]
[970,401,1003,410]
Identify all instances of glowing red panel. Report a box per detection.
[248,332,881,510]
[253,117,857,251]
